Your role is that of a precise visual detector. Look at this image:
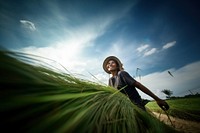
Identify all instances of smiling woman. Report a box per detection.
[103,56,170,111]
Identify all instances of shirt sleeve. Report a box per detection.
[119,71,136,86]
[108,78,111,86]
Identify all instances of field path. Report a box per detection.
[152,112,200,133]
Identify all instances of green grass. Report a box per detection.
[146,97,200,121]
[0,51,178,133]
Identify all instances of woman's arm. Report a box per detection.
[119,71,169,110]
[134,81,169,110]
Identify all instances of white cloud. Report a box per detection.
[20,20,36,31]
[138,61,200,100]
[136,41,176,57]
[143,48,157,56]
[162,41,176,49]
[136,44,149,52]
[136,44,157,57]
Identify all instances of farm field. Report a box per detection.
[146,97,200,133]
[146,97,200,121]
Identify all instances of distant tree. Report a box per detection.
[161,89,173,99]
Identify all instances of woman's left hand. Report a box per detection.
[156,99,169,111]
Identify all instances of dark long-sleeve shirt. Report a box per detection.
[109,71,143,106]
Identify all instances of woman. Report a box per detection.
[103,56,169,111]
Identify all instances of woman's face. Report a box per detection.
[106,60,118,72]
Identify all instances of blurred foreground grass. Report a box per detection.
[0,51,178,133]
[146,97,200,121]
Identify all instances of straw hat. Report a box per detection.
[103,56,124,74]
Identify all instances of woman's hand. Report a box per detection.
[156,99,169,111]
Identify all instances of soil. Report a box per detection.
[152,112,200,133]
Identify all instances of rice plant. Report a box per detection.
[0,50,178,133]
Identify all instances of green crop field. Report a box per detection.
[146,97,200,121]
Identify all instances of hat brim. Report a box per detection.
[103,56,123,74]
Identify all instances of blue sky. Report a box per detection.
[1,0,200,99]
